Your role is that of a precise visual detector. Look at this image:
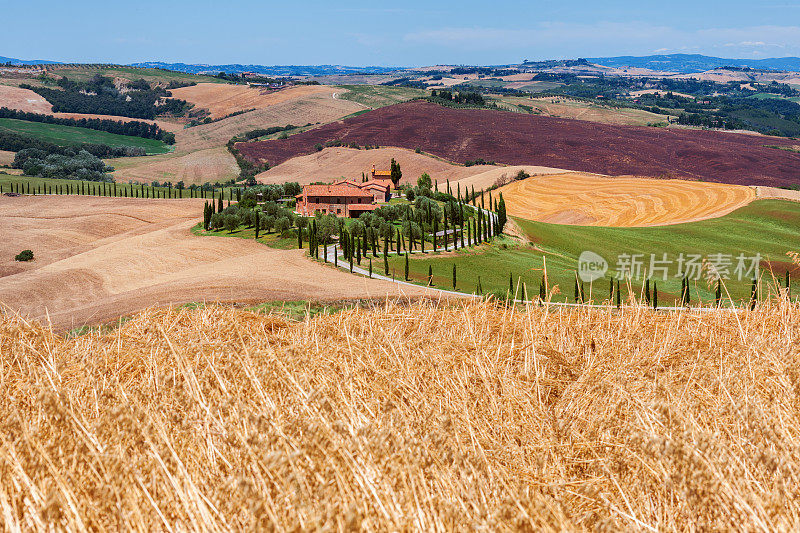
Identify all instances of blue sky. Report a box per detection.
[2,0,800,66]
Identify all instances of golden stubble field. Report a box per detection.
[0,195,432,331]
[488,173,757,226]
[1,297,798,530]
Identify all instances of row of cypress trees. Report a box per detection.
[1,180,234,200]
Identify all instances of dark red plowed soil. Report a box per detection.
[236,100,800,187]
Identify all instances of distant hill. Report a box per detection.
[0,55,61,65]
[129,62,400,76]
[586,54,800,73]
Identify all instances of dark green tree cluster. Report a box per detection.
[14,148,113,181]
[21,75,190,120]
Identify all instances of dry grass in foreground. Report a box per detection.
[1,299,799,530]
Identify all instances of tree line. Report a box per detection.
[0,130,145,158]
[0,107,175,143]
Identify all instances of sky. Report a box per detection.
[2,0,800,66]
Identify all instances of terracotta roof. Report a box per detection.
[372,170,392,176]
[348,204,380,211]
[361,180,390,190]
[302,184,373,197]
[331,180,362,188]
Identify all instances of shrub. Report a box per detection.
[514,169,530,181]
[314,143,323,152]
[14,249,33,262]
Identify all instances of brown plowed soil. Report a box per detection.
[236,100,800,187]
[0,196,432,331]
[491,173,756,227]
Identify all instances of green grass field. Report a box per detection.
[385,200,800,306]
[192,223,297,250]
[0,118,171,154]
[747,92,800,103]
[336,85,427,109]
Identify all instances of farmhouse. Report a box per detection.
[370,165,394,188]
[295,183,379,217]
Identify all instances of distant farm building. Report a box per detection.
[370,165,394,188]
[295,182,383,217]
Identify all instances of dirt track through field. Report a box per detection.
[493,173,756,226]
[0,196,433,330]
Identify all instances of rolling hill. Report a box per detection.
[236,100,800,188]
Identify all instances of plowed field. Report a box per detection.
[236,100,800,187]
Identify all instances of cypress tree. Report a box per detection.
[404,252,409,281]
[356,237,361,265]
[615,280,621,308]
[217,193,223,213]
[609,277,614,300]
[786,271,790,293]
[581,282,585,303]
[334,245,338,267]
[433,218,438,251]
[539,275,546,301]
[298,226,303,248]
[384,250,389,275]
[653,281,658,309]
[476,276,483,295]
[349,252,353,273]
[645,278,651,305]
[363,231,368,257]
[471,185,476,206]
[452,264,457,290]
[509,273,514,297]
[254,210,260,238]
[716,278,722,306]
[428,265,433,286]
[574,275,580,302]
[460,220,465,248]
[324,240,328,262]
[396,228,402,253]
[750,277,757,310]
[368,258,372,277]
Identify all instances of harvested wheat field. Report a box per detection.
[169,83,340,118]
[0,84,53,113]
[0,149,14,166]
[257,146,500,185]
[0,196,432,330]
[491,173,756,226]
[501,96,671,126]
[109,147,239,185]
[110,89,362,183]
[1,298,799,530]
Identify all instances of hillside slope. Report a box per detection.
[237,100,800,187]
